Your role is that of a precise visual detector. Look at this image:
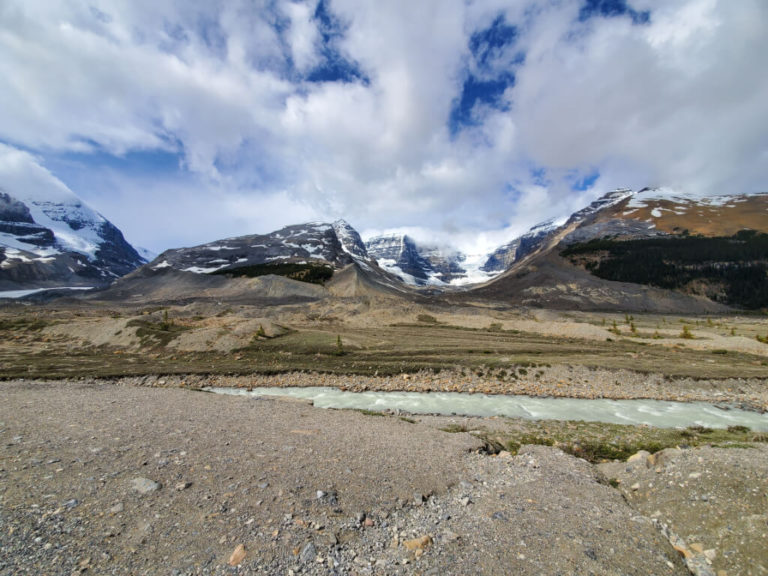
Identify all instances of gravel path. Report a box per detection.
[0,379,695,575]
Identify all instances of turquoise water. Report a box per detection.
[205,386,768,431]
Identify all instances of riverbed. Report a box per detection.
[206,386,768,430]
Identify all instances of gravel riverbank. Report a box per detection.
[124,365,768,412]
[1,379,694,575]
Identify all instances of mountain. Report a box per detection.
[147,219,370,276]
[0,186,146,292]
[365,234,484,286]
[99,220,423,304]
[470,188,768,311]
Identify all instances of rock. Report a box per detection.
[630,483,640,491]
[627,450,652,466]
[403,535,433,551]
[316,490,326,499]
[442,530,460,543]
[688,472,701,479]
[228,544,246,566]
[460,497,471,506]
[300,542,317,564]
[363,517,374,528]
[109,503,124,514]
[690,542,704,554]
[130,477,161,494]
[175,481,191,491]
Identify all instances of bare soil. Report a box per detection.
[1,379,765,575]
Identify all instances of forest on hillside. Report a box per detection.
[561,230,768,309]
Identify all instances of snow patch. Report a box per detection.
[0,286,93,299]
[182,264,228,274]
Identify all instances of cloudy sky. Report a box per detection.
[1,0,766,255]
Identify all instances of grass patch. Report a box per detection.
[0,317,49,331]
[440,423,469,433]
[356,409,385,417]
[474,420,767,464]
[127,319,191,348]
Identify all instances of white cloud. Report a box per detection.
[0,0,765,257]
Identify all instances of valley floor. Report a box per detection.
[1,379,767,575]
[1,302,767,574]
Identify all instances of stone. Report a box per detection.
[403,535,433,551]
[300,542,317,564]
[109,503,124,514]
[630,483,640,491]
[175,482,191,491]
[130,477,161,494]
[673,544,692,559]
[442,530,460,543]
[627,450,652,467]
[690,543,704,554]
[363,517,374,528]
[228,544,246,566]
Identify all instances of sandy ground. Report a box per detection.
[1,379,765,575]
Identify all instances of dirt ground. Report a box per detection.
[1,379,765,575]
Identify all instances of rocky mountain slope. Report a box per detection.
[0,185,145,292]
[470,188,768,310]
[365,234,473,286]
[148,220,368,275]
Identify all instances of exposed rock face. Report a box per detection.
[0,188,145,291]
[366,234,435,283]
[365,234,468,285]
[146,220,371,275]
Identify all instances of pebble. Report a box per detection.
[130,477,161,494]
[228,543,246,566]
[300,542,317,564]
[403,535,432,551]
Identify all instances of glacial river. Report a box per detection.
[205,386,768,431]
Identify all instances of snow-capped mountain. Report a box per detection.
[365,234,471,286]
[479,187,768,277]
[471,187,768,310]
[147,219,370,275]
[0,186,146,291]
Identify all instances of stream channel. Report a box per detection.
[206,387,768,430]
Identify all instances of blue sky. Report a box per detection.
[1,0,766,255]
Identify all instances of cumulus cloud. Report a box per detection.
[0,0,765,253]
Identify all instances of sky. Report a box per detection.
[1,0,767,256]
